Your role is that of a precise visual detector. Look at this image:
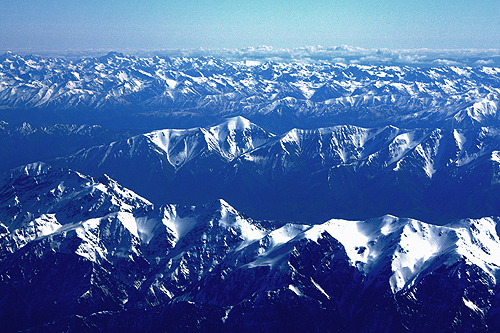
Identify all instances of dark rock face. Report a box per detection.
[55,119,500,225]
[1,164,500,331]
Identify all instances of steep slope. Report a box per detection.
[55,116,274,206]
[0,163,160,331]
[0,162,154,230]
[56,118,500,224]
[1,165,500,331]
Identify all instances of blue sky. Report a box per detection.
[1,0,499,53]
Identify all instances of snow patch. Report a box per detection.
[463,297,483,313]
[162,206,199,240]
[492,151,500,163]
[116,212,140,238]
[288,284,303,296]
[311,278,330,299]
[454,129,466,151]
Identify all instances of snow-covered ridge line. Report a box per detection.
[88,117,500,175]
[3,169,500,298]
[54,116,500,224]
[2,160,500,330]
[1,51,499,131]
[309,216,500,293]
[3,162,500,297]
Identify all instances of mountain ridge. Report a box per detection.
[53,117,500,224]
[1,162,500,331]
[1,52,499,132]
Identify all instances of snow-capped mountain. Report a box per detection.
[54,116,275,208]
[1,52,499,132]
[55,117,500,224]
[3,50,500,331]
[1,163,500,331]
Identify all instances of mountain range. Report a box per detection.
[0,52,499,132]
[2,51,500,331]
[53,116,500,225]
[2,162,500,331]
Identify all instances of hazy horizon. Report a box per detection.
[1,0,499,54]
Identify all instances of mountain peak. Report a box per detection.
[10,161,53,178]
[203,198,236,214]
[223,116,253,131]
[210,115,269,135]
[0,51,15,59]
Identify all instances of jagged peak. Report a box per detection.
[204,198,236,213]
[209,116,272,136]
[0,51,17,61]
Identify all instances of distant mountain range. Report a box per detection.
[2,162,500,331]
[0,52,499,132]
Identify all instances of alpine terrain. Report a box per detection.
[1,51,500,331]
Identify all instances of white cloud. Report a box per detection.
[474,59,494,66]
[11,46,500,68]
[432,59,462,66]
